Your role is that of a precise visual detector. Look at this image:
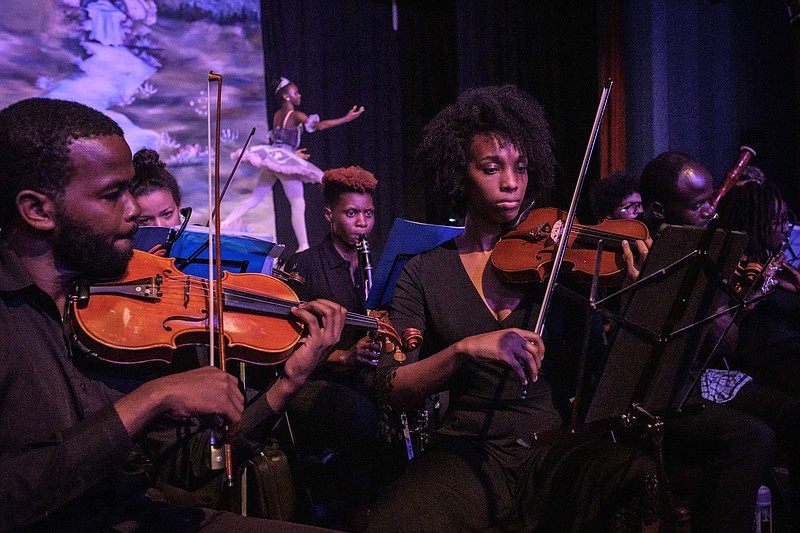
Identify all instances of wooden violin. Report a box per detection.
[491,206,650,286]
[69,250,420,365]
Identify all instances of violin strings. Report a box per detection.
[567,227,642,244]
[523,222,644,244]
[116,275,378,329]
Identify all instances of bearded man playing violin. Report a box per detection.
[0,97,344,532]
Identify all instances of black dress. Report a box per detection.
[369,241,658,532]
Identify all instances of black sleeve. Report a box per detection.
[0,406,133,530]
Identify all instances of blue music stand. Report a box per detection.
[133,225,278,276]
[366,218,464,310]
[132,226,171,253]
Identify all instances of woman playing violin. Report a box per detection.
[715,179,800,391]
[367,85,659,532]
[712,179,800,515]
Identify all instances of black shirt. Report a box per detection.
[378,240,562,450]
[0,241,134,530]
[289,234,373,379]
[289,233,366,315]
[0,241,281,531]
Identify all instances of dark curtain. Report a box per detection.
[795,23,800,210]
[261,0,601,251]
[261,0,404,255]
[452,1,600,221]
[395,0,459,225]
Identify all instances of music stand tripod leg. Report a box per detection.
[628,403,676,530]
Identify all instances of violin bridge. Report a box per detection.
[141,275,162,299]
[183,278,190,307]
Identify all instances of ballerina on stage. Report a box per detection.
[223,76,364,252]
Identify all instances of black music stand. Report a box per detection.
[582,223,748,425]
[564,222,746,529]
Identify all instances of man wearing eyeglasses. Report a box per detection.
[589,171,644,221]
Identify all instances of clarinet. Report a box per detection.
[357,234,373,301]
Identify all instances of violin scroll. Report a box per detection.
[367,309,422,363]
[272,267,306,285]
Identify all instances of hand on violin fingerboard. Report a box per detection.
[621,236,652,286]
[266,299,347,412]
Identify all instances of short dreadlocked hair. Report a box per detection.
[0,98,124,230]
[716,181,786,264]
[322,166,377,208]
[590,171,641,220]
[130,148,182,206]
[415,85,556,217]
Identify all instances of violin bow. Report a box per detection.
[173,126,256,271]
[212,126,257,222]
[521,80,612,402]
[207,71,234,487]
[533,79,612,337]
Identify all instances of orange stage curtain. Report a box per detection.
[599,0,626,177]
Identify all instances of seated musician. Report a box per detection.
[712,179,800,515]
[590,170,644,221]
[127,147,187,258]
[636,151,777,531]
[129,147,184,228]
[367,85,660,532]
[283,166,381,532]
[0,97,345,532]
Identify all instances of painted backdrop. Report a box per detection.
[0,0,272,233]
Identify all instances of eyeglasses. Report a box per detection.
[616,201,643,214]
[775,210,796,230]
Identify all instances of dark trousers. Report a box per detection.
[367,434,658,532]
[726,380,800,512]
[663,401,776,533]
[286,372,378,529]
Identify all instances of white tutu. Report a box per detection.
[236,144,323,184]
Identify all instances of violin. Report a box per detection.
[491,206,650,286]
[69,250,420,365]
